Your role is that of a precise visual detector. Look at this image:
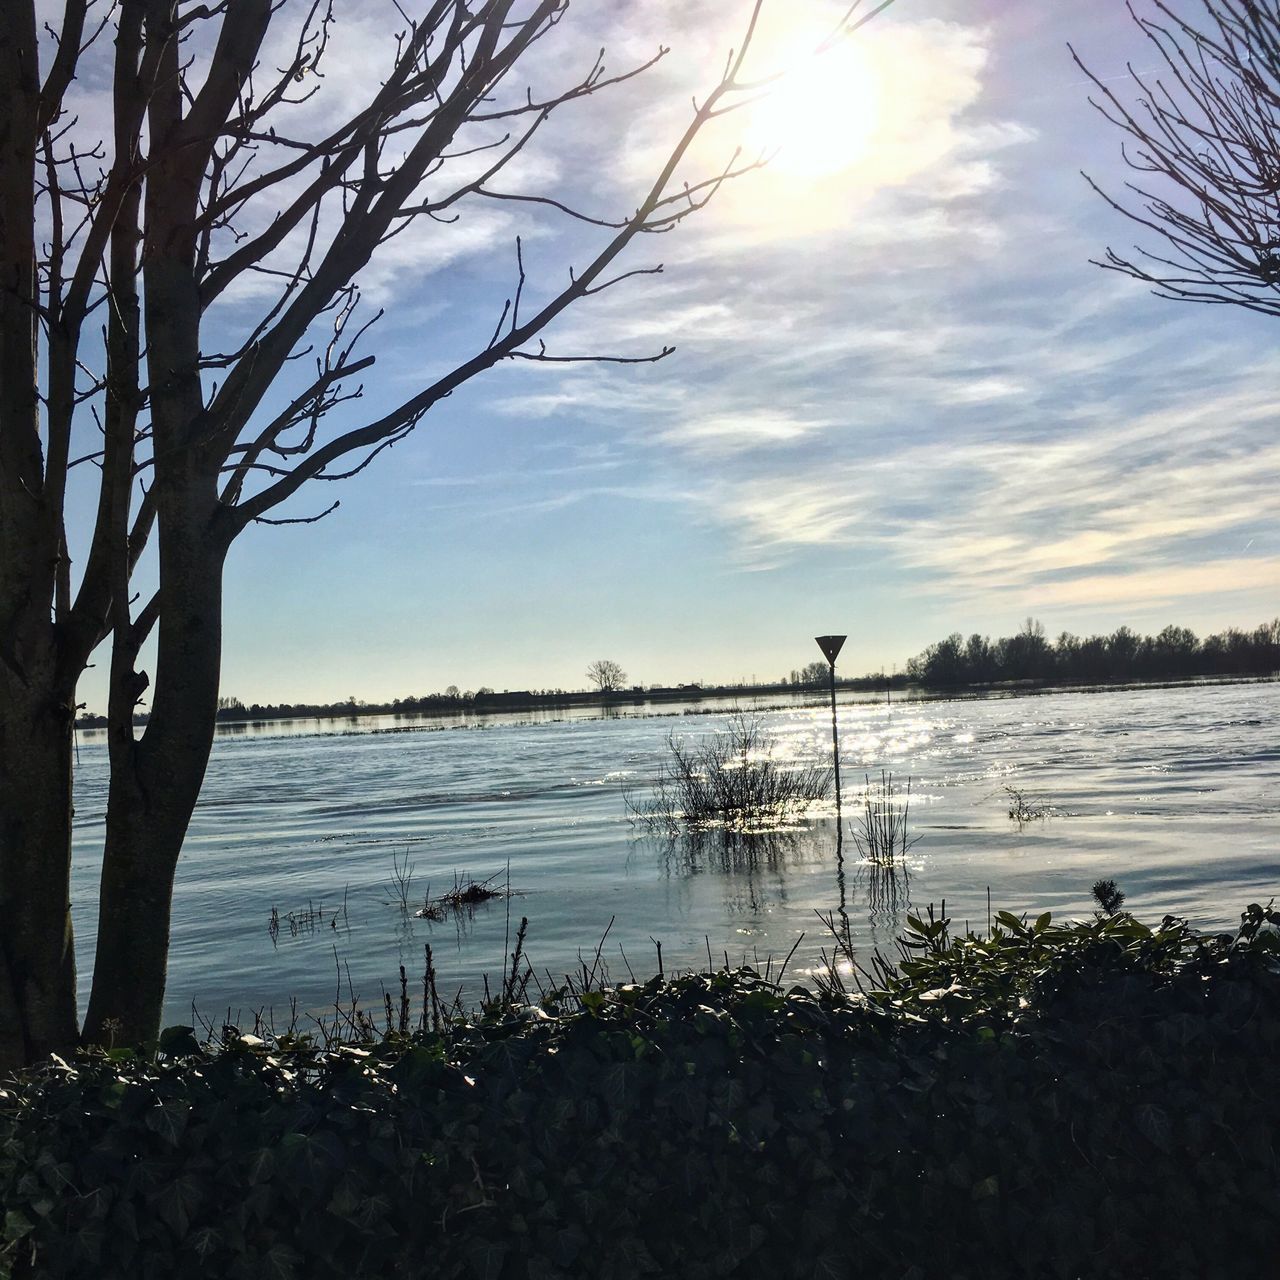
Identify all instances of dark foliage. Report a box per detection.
[908,616,1280,687]
[2,903,1278,1280]
[1093,877,1127,916]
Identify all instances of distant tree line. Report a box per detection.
[73,617,1277,729]
[76,688,502,728]
[76,681,642,727]
[907,618,1280,687]
[210,687,506,722]
[79,663,646,728]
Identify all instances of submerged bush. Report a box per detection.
[628,713,833,832]
[850,770,918,865]
[1005,784,1053,824]
[1,901,1278,1280]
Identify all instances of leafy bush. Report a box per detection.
[2,902,1278,1279]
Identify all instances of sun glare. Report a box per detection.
[747,41,882,179]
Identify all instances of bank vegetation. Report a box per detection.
[2,901,1276,1279]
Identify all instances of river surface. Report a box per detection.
[69,680,1280,1027]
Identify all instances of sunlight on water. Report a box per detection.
[69,682,1280,1023]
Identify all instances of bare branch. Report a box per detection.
[1076,0,1280,315]
[477,187,629,228]
[508,341,675,364]
[254,499,341,526]
[37,2,88,134]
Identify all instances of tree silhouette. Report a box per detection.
[586,659,627,693]
[0,0,895,1067]
[1074,1,1280,315]
[789,660,829,687]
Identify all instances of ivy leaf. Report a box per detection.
[463,1237,508,1280]
[812,1251,849,1280]
[246,1147,276,1186]
[1135,1103,1173,1153]
[259,1241,304,1280]
[158,1025,202,1056]
[189,1225,222,1261]
[143,1101,188,1146]
[2,1209,34,1242]
[153,1173,203,1237]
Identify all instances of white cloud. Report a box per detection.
[687,375,1280,611]
[1021,557,1280,609]
[660,410,828,453]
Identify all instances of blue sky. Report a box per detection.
[74,1,1280,709]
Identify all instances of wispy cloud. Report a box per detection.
[659,410,829,454]
[693,375,1280,608]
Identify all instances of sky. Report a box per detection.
[67,0,1280,708]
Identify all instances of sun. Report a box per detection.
[745,40,882,180]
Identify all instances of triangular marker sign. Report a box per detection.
[815,635,846,665]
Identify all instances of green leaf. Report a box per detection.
[158,1024,202,1055]
[1135,1103,1173,1153]
[154,1173,204,1237]
[464,1237,509,1280]
[143,1101,189,1146]
[100,1080,129,1110]
[246,1147,276,1186]
[258,1242,304,1280]
[3,1209,34,1242]
[189,1225,222,1261]
[738,989,785,1015]
[811,1252,849,1280]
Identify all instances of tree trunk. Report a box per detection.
[0,675,80,1071]
[79,11,230,1048]
[0,0,77,1074]
[81,534,226,1048]
[79,767,193,1047]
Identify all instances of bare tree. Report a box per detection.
[0,0,895,1067]
[1074,0,1280,315]
[586,658,627,693]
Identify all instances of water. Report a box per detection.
[69,681,1280,1025]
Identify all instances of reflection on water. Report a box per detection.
[859,861,913,937]
[645,820,916,956]
[652,826,810,877]
[66,681,1280,1021]
[830,831,913,953]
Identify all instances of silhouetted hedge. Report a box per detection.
[3,905,1278,1279]
[908,617,1280,686]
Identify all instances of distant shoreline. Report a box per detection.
[74,670,1278,732]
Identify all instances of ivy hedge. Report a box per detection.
[2,903,1278,1279]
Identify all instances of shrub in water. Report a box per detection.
[628,713,833,832]
[851,770,918,865]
